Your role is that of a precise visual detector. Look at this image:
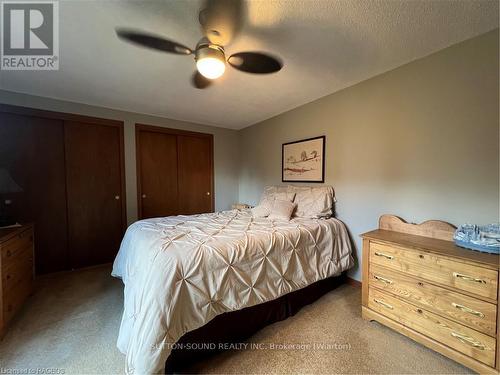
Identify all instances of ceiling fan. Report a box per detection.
[116,0,283,89]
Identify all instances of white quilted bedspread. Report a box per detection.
[112,209,354,374]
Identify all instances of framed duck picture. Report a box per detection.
[282,136,325,183]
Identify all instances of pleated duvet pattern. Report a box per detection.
[112,210,354,374]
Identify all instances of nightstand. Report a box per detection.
[232,203,252,210]
[0,223,34,338]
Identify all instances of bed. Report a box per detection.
[112,186,354,374]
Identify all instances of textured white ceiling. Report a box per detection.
[0,0,498,129]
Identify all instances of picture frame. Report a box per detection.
[282,136,325,183]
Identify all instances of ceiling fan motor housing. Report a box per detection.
[195,43,225,63]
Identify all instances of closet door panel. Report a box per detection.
[137,130,178,219]
[64,121,124,268]
[177,135,213,215]
[0,113,68,274]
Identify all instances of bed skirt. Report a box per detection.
[165,273,348,373]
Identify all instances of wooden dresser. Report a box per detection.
[0,224,34,338]
[361,215,499,374]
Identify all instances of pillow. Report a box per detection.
[268,199,297,221]
[272,191,295,202]
[252,189,296,218]
[260,186,296,204]
[251,194,275,218]
[251,204,271,218]
[292,186,334,218]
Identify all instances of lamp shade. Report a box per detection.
[0,168,23,194]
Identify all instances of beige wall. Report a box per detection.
[0,90,240,225]
[238,30,500,281]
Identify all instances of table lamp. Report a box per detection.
[0,168,23,227]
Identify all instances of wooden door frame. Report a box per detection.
[135,123,215,219]
[0,104,127,233]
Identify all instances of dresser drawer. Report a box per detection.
[368,287,496,367]
[369,264,497,336]
[2,245,33,293]
[370,242,498,300]
[1,228,34,267]
[3,278,32,325]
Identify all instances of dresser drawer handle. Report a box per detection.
[373,298,393,310]
[450,331,486,350]
[6,274,10,280]
[374,252,393,260]
[6,250,12,257]
[451,303,485,318]
[373,275,393,284]
[453,272,486,284]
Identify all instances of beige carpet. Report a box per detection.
[0,266,472,374]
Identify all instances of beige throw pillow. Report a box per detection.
[252,191,296,218]
[251,204,271,218]
[268,199,297,221]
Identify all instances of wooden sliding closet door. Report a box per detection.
[177,135,213,215]
[137,130,178,219]
[0,113,69,274]
[64,121,125,268]
[136,125,214,219]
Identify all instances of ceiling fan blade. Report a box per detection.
[192,71,213,89]
[116,28,192,55]
[228,52,283,74]
[199,0,244,45]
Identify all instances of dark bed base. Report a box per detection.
[165,273,348,373]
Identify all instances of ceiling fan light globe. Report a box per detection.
[197,57,225,79]
[195,44,226,80]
